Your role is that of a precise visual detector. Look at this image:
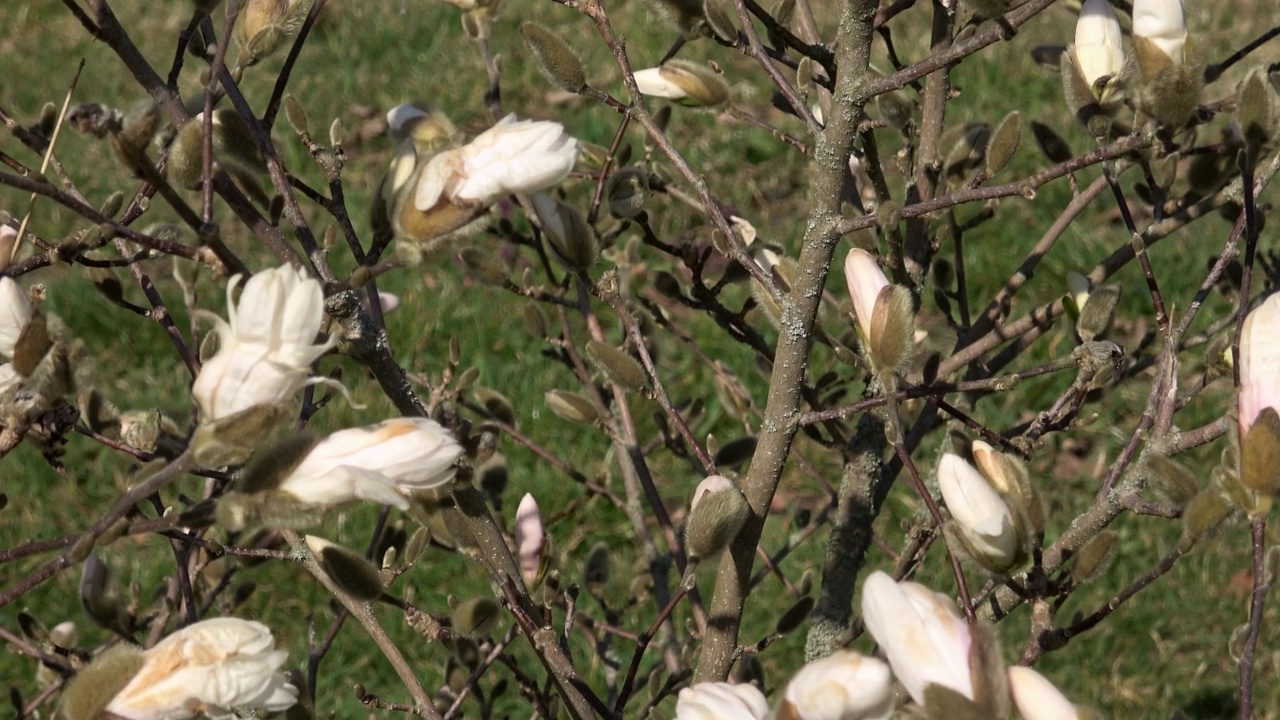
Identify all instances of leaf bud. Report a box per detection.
[283,94,309,137]
[584,541,611,593]
[1075,283,1120,342]
[306,535,384,602]
[605,167,650,219]
[1030,121,1073,164]
[685,475,750,560]
[1179,488,1236,550]
[545,389,600,425]
[532,193,598,272]
[452,597,501,638]
[774,595,814,635]
[1071,530,1119,583]
[521,22,587,93]
[985,111,1021,177]
[586,341,648,394]
[475,387,517,427]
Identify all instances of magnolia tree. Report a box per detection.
[1,0,1278,717]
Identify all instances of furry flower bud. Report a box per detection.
[685,475,750,560]
[1133,0,1187,68]
[844,249,915,376]
[860,571,974,706]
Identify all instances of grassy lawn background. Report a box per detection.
[2,0,1279,717]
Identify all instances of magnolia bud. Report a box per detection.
[545,389,600,425]
[306,535,384,601]
[531,193,597,271]
[521,22,587,92]
[605,167,650,219]
[58,644,146,720]
[514,493,545,589]
[586,341,648,393]
[1071,530,1119,583]
[685,475,750,560]
[632,61,729,107]
[452,597,501,638]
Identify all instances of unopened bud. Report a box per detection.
[58,643,146,720]
[521,22,587,92]
[1180,489,1236,550]
[452,597,501,638]
[1240,407,1280,505]
[586,341,648,394]
[605,167,649,219]
[1071,530,1119,583]
[532,193,597,272]
[514,493,545,589]
[986,111,1021,177]
[306,535,384,602]
[685,475,750,559]
[545,389,600,425]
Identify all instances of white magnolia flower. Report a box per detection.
[781,651,894,720]
[675,682,768,720]
[1072,0,1124,92]
[413,114,579,213]
[1239,292,1280,436]
[843,249,890,344]
[860,571,974,706]
[1133,0,1187,64]
[192,265,333,422]
[515,493,545,587]
[938,453,1021,569]
[106,618,297,720]
[0,276,32,359]
[1007,666,1079,720]
[277,417,463,509]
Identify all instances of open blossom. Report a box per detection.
[192,265,333,423]
[675,682,768,720]
[106,618,297,720]
[0,276,32,358]
[1133,0,1187,64]
[938,453,1021,570]
[276,417,463,509]
[413,114,578,213]
[860,571,973,706]
[1071,0,1124,94]
[1238,292,1280,437]
[1007,667,1079,720]
[780,651,894,720]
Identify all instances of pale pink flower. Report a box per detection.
[515,493,545,587]
[1239,293,1280,436]
[843,249,889,344]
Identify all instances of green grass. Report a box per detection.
[3,0,1280,718]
